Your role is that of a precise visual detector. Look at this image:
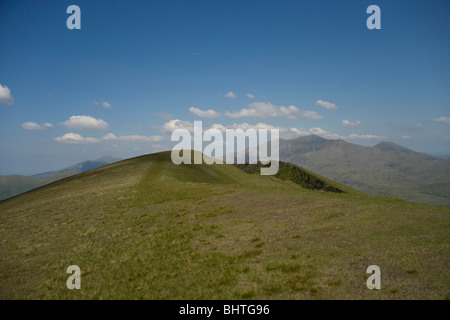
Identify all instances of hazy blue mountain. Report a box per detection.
[279,135,450,206]
[31,156,121,179]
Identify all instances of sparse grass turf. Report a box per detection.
[0,151,449,299]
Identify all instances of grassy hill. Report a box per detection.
[279,135,450,206]
[0,151,449,299]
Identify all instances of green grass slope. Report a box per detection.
[0,151,449,299]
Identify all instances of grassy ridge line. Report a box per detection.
[1,151,449,299]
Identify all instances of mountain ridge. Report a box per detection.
[278,135,450,206]
[373,141,418,154]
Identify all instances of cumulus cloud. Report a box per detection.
[342,119,362,127]
[161,119,195,133]
[225,102,300,119]
[161,118,383,142]
[225,91,237,98]
[289,128,311,137]
[246,93,255,99]
[54,133,100,144]
[211,122,287,133]
[22,122,42,130]
[162,119,287,136]
[101,133,164,142]
[64,115,109,130]
[414,123,423,128]
[92,100,112,108]
[0,84,14,105]
[54,132,164,144]
[290,127,342,139]
[290,127,384,140]
[433,116,450,124]
[21,122,54,130]
[315,99,338,110]
[346,133,385,139]
[300,110,322,120]
[189,107,221,118]
[402,135,411,139]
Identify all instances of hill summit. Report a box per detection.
[1,151,449,299]
[373,141,416,153]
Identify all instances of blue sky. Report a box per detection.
[0,0,449,174]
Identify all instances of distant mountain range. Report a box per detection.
[0,156,121,200]
[2,136,449,206]
[279,135,450,206]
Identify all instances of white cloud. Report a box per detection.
[0,84,14,105]
[414,123,423,128]
[433,116,450,124]
[225,102,299,119]
[290,127,341,139]
[402,135,411,139]
[162,119,287,136]
[290,127,384,140]
[246,93,255,99]
[162,119,194,133]
[315,99,338,110]
[290,128,310,136]
[189,107,221,118]
[54,132,164,144]
[101,133,164,142]
[161,118,384,143]
[300,110,323,120]
[342,119,362,127]
[311,128,343,139]
[209,123,227,132]
[21,122,54,130]
[224,91,237,98]
[347,133,385,139]
[22,122,42,130]
[54,133,100,144]
[102,101,112,108]
[92,100,112,108]
[220,122,287,132]
[64,115,109,130]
